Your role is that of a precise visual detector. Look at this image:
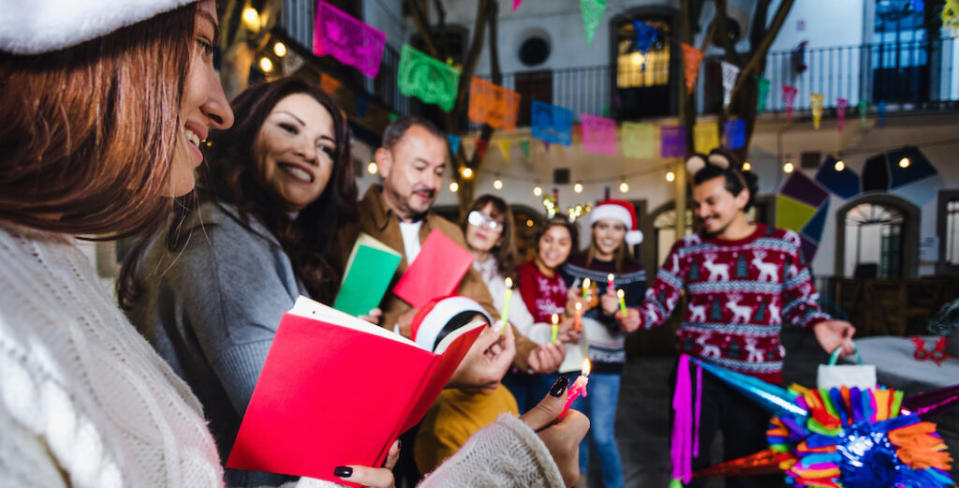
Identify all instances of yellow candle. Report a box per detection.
[550,313,559,344]
[500,277,513,333]
[574,301,582,332]
[617,289,627,316]
[582,277,591,300]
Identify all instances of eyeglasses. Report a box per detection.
[467,210,504,232]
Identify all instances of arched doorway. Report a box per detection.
[835,194,919,279]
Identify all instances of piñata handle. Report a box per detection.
[828,342,862,365]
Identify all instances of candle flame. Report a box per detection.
[617,289,625,298]
[575,301,582,311]
[551,313,559,325]
[504,277,513,288]
[583,278,591,288]
[582,358,591,376]
[607,273,614,281]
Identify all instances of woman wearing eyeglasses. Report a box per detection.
[461,195,537,330]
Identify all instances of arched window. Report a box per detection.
[835,194,919,279]
[843,203,904,278]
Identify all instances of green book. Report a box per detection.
[333,233,402,317]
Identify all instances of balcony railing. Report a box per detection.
[279,0,959,125]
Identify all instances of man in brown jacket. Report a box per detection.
[335,116,564,376]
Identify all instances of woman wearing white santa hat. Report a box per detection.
[0,1,585,487]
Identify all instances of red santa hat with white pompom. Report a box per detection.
[589,199,643,246]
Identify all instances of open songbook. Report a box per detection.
[227,296,485,486]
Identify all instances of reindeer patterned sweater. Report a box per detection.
[637,223,831,384]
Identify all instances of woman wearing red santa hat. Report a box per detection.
[563,199,647,488]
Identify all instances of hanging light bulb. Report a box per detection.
[242,7,260,31]
[273,42,287,57]
[783,161,795,173]
[573,182,583,193]
[526,219,534,228]
[834,160,845,171]
[493,178,503,190]
[742,161,752,171]
[367,162,378,174]
[619,180,629,193]
[258,57,274,73]
[460,166,474,180]
[666,171,676,182]
[899,157,910,168]
[449,181,459,193]
[533,186,543,197]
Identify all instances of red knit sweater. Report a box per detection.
[639,223,830,384]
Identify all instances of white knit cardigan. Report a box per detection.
[0,224,564,487]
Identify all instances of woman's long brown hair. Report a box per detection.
[0,5,196,237]
[118,77,356,308]
[461,194,518,279]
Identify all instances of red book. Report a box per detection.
[226,296,485,486]
[393,229,474,308]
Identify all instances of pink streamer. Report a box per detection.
[694,364,702,457]
[671,355,694,483]
[313,1,386,79]
[783,85,798,121]
[512,0,523,11]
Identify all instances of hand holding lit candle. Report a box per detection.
[617,289,627,316]
[550,313,559,344]
[500,277,513,333]
[561,358,591,417]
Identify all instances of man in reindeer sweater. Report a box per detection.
[618,149,856,488]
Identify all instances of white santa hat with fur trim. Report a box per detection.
[0,0,195,55]
[409,296,491,352]
[590,199,643,246]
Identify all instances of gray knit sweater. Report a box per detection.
[126,201,304,486]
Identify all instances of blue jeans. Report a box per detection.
[580,372,625,488]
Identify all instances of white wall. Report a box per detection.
[768,0,865,52]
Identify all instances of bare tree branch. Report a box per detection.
[405,0,440,58]
[713,0,743,64]
[453,0,491,116]
[723,0,793,117]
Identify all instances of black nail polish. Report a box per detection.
[334,466,353,478]
[550,376,570,397]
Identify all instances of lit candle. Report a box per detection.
[574,301,583,332]
[500,277,513,333]
[617,289,627,316]
[561,358,591,417]
[550,313,559,344]
[582,277,591,301]
[607,273,615,292]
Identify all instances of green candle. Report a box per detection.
[550,313,559,344]
[499,277,513,333]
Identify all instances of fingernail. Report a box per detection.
[334,466,353,478]
[550,376,570,397]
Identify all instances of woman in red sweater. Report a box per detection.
[507,217,582,413]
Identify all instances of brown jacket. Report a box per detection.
[334,185,535,370]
